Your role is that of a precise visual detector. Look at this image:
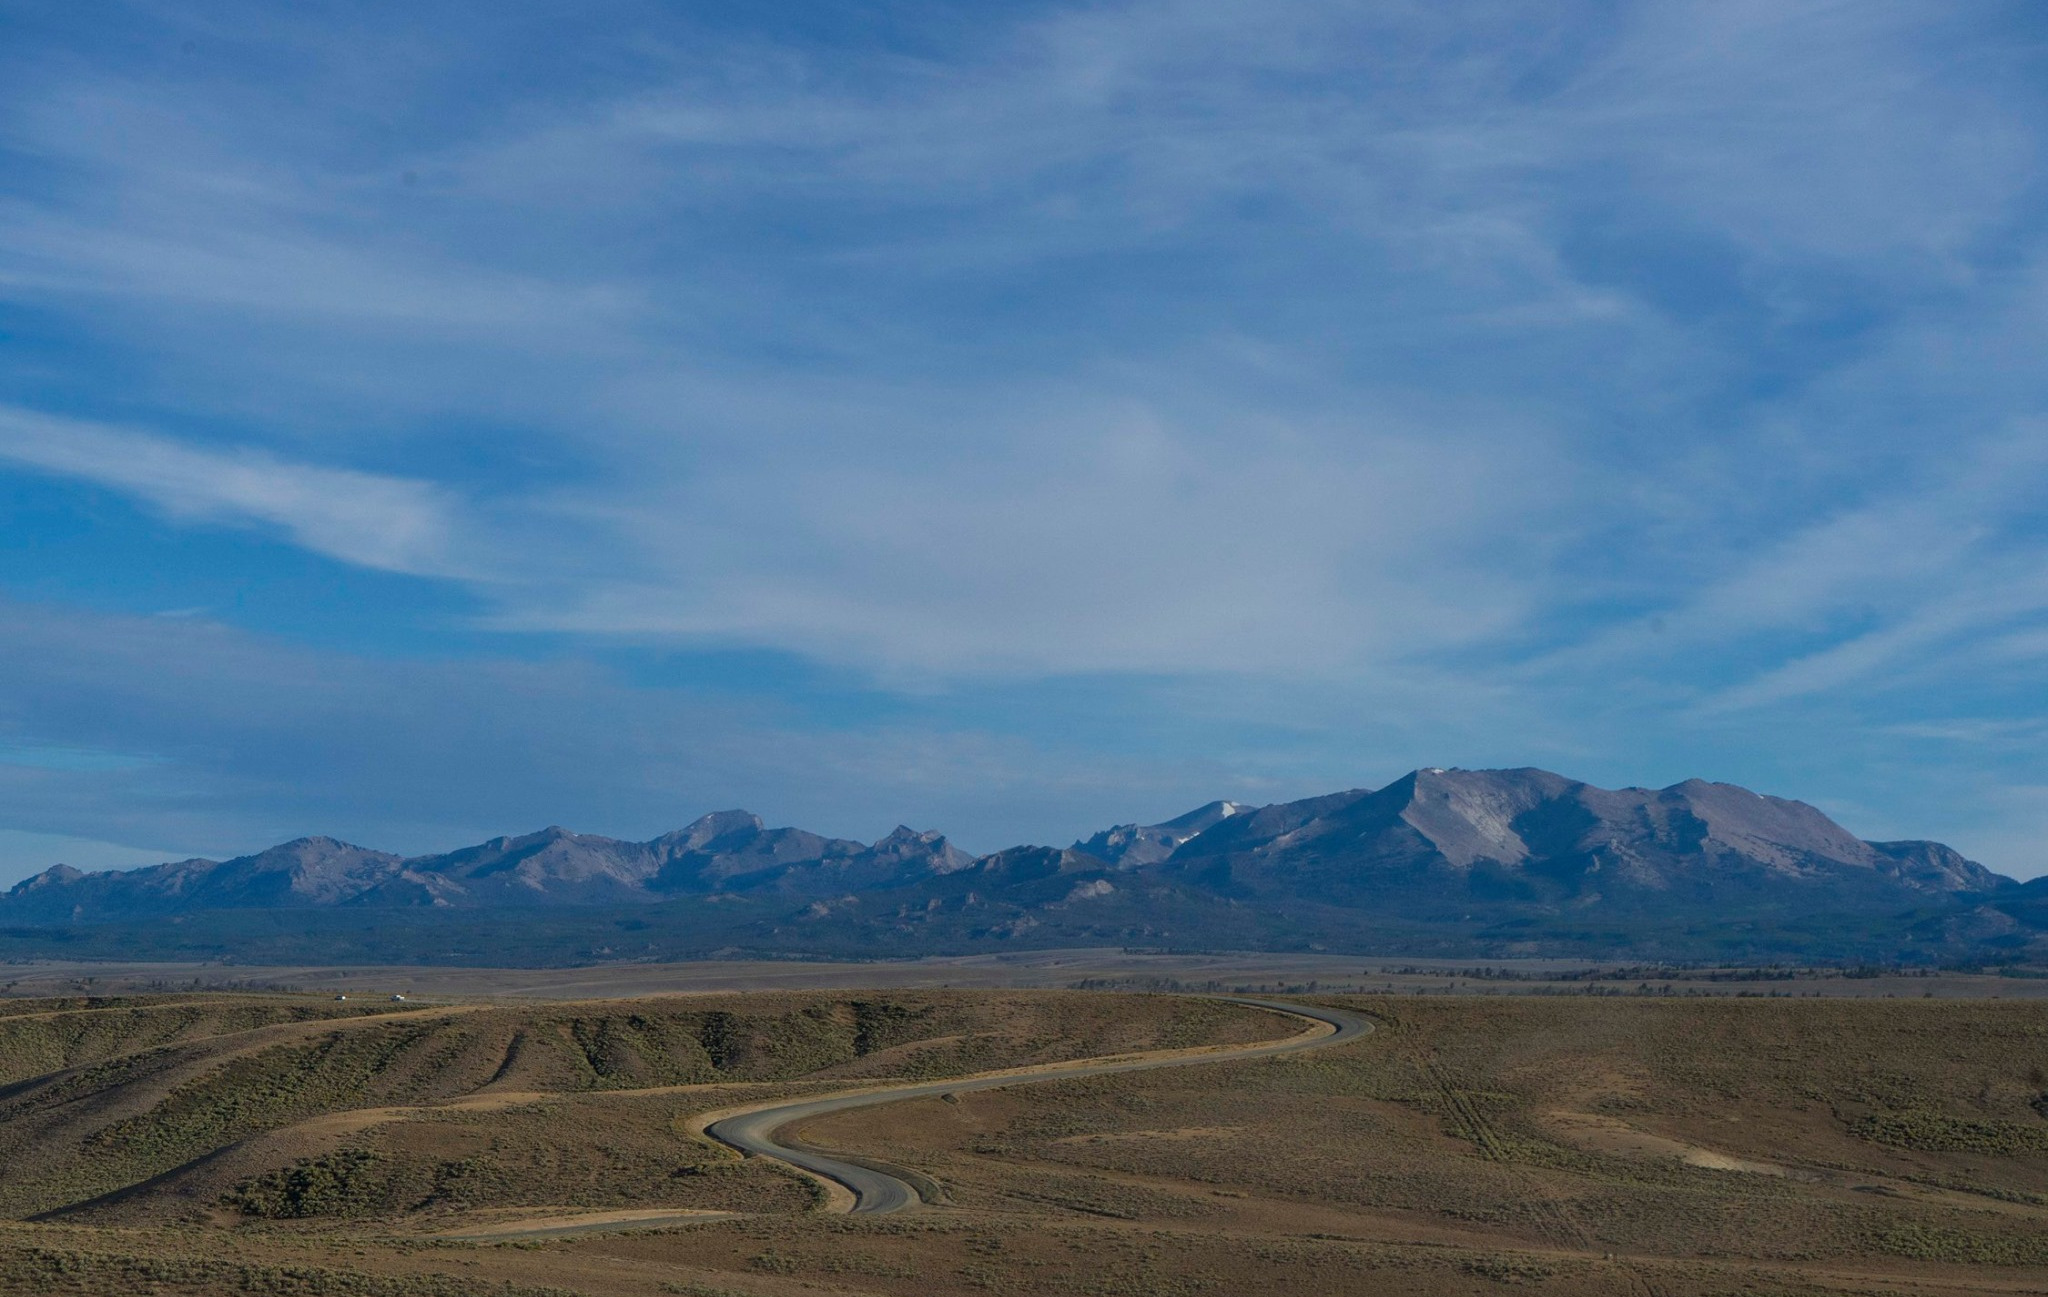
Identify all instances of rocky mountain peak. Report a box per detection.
[11,863,85,892]
[0,768,2022,963]
[655,810,768,852]
[866,825,975,875]
[1074,797,1255,867]
[1163,768,2015,909]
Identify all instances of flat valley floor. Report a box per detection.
[1,973,2046,1295]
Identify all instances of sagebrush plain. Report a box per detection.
[0,980,2045,1296]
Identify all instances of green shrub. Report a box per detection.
[226,1150,387,1219]
[1871,1224,2048,1265]
[1850,1111,2048,1154]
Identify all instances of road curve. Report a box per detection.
[704,996,1373,1215]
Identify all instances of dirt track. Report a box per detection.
[703,995,1374,1213]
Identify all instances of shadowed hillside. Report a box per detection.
[0,991,1278,1224]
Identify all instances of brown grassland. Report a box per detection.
[0,985,2044,1295]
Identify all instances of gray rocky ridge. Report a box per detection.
[2,770,2016,947]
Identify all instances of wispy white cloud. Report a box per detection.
[497,387,1575,676]
[0,406,468,576]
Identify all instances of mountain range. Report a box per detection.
[6,767,2044,965]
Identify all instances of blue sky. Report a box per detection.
[3,0,2048,883]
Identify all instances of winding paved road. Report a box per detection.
[705,996,1373,1214]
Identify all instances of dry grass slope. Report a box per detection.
[0,989,2043,1295]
